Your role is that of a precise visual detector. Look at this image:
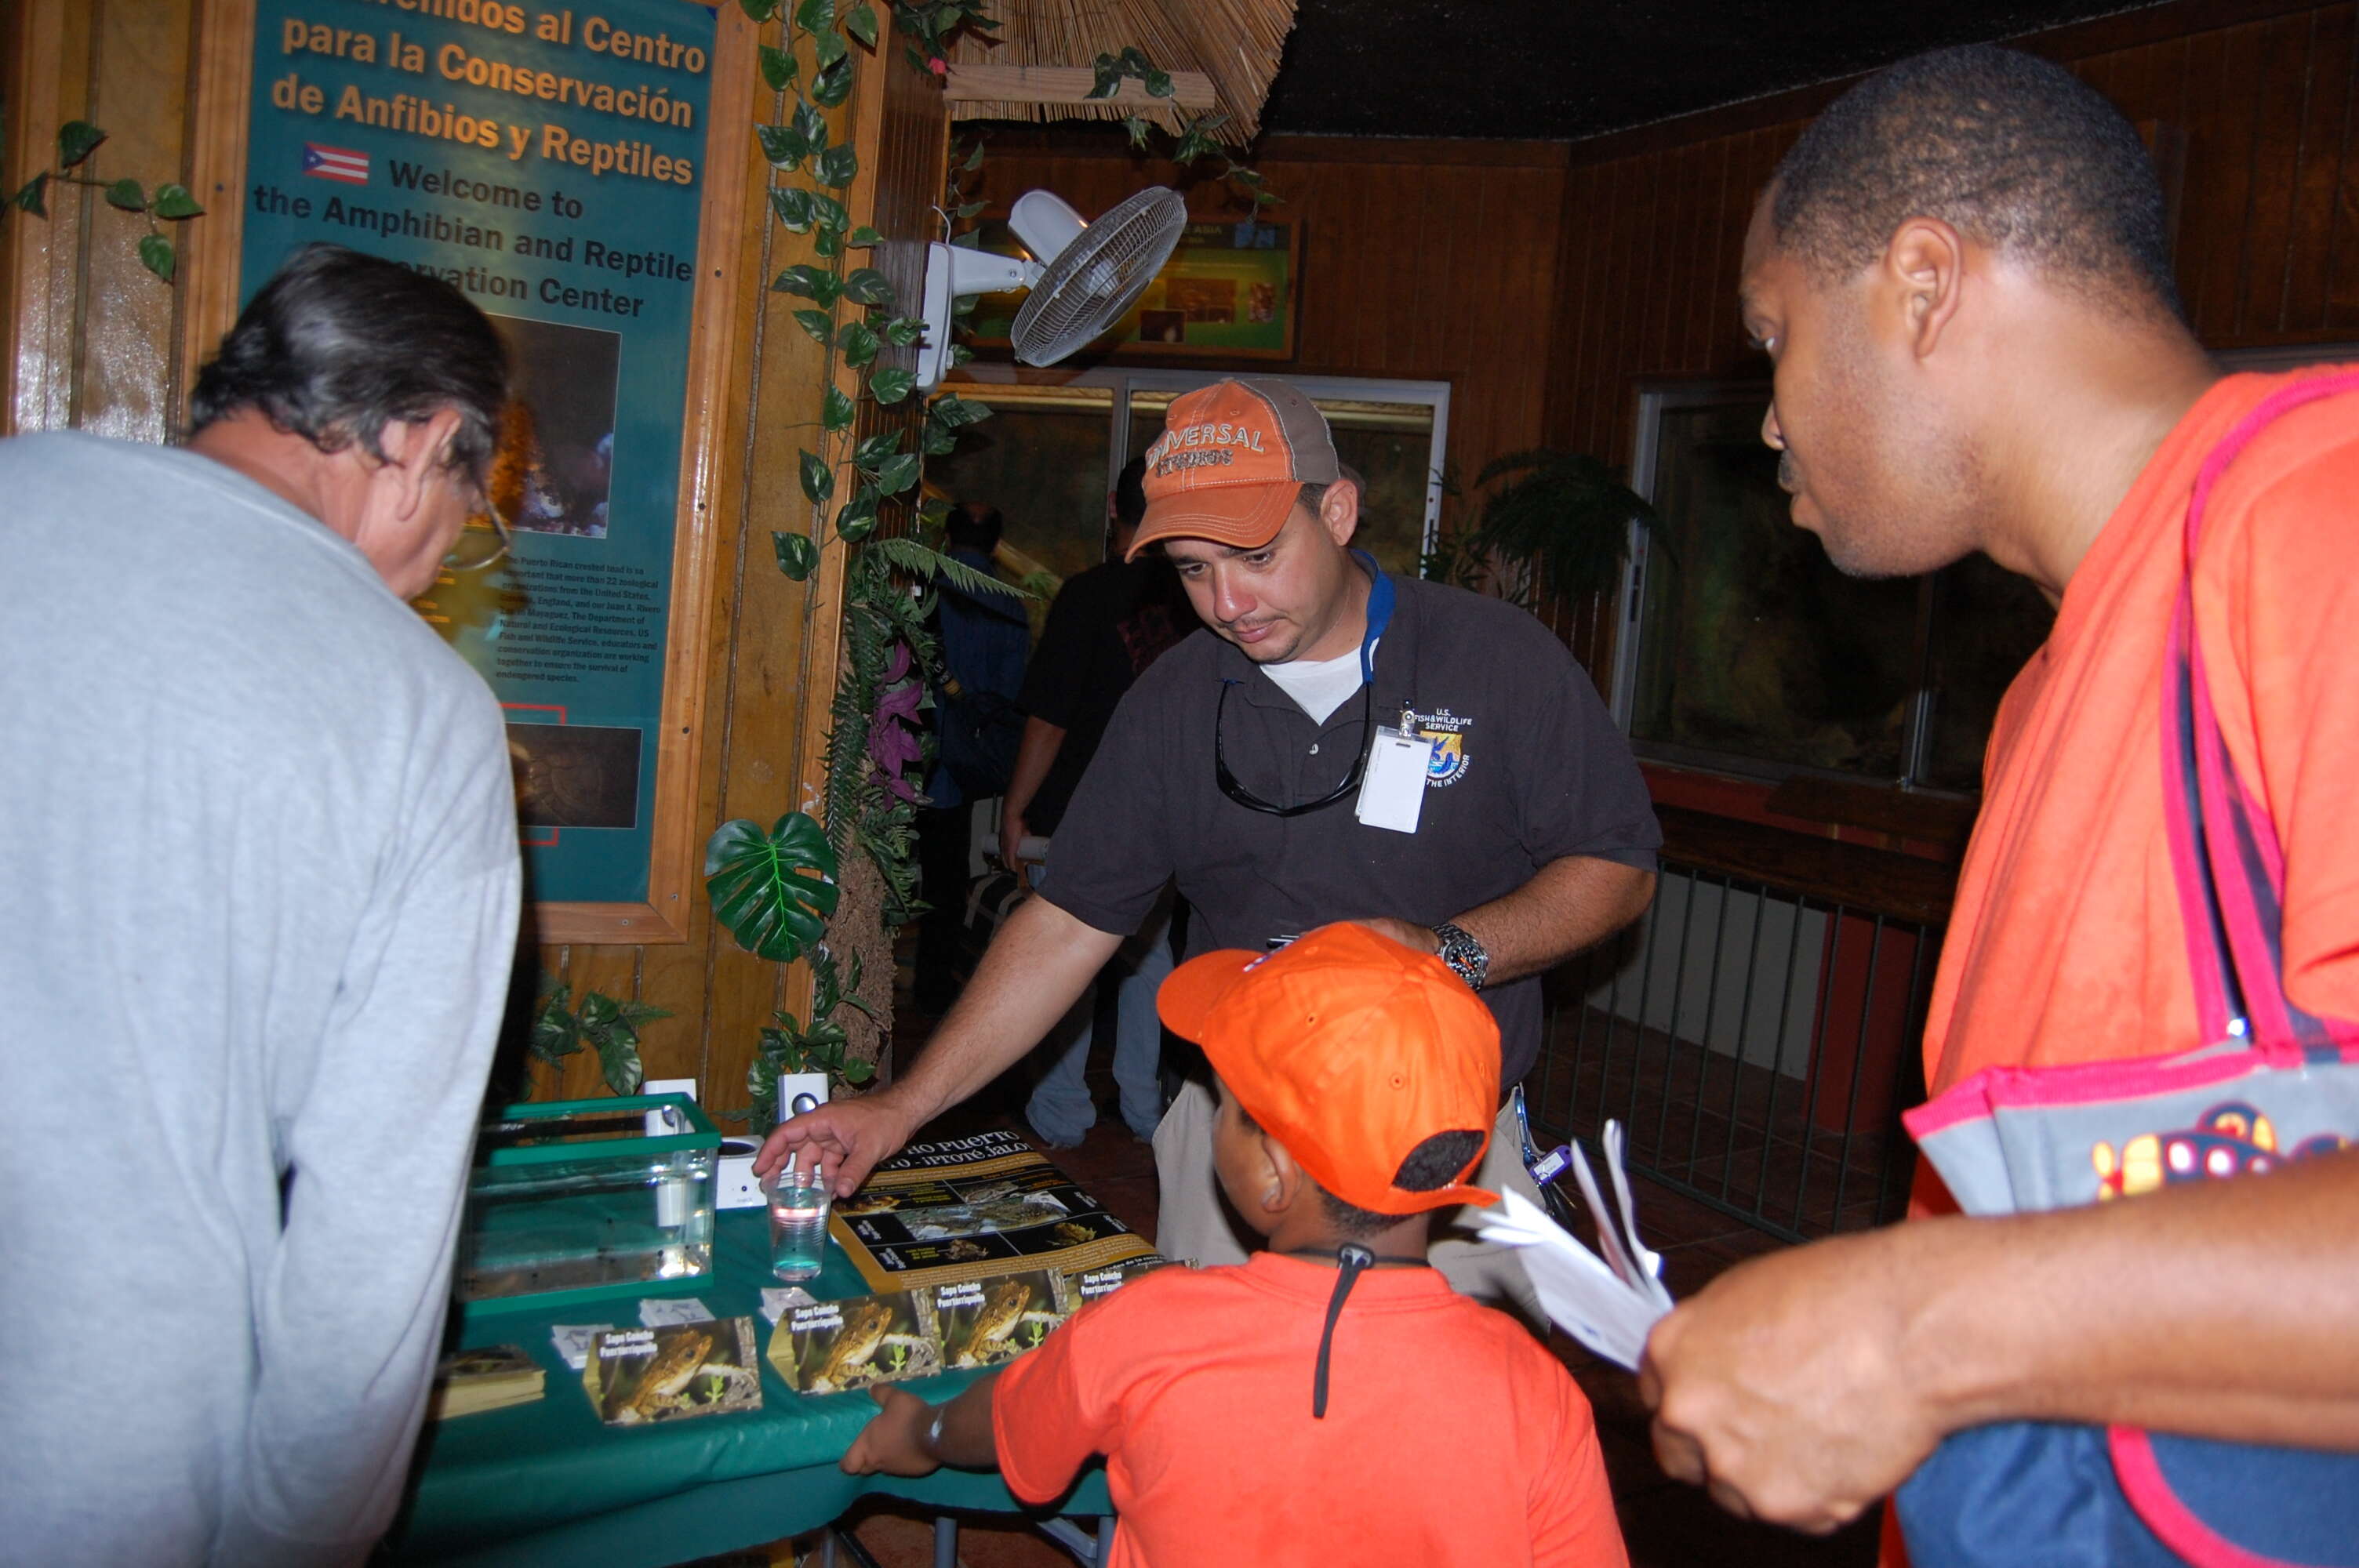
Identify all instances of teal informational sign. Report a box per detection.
[240,0,717,904]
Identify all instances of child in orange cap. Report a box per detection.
[841,924,1628,1567]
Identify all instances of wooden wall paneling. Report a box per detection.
[2,0,77,434]
[2292,7,2349,328]
[179,0,256,430]
[2241,13,2324,337]
[2326,24,2359,328]
[2284,6,2355,328]
[2185,25,2263,338]
[77,1,194,445]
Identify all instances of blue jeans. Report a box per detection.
[1025,877,1175,1145]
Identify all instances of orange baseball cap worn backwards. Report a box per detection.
[1126,377,1343,561]
[1156,923,1501,1215]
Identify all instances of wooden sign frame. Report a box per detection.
[178,0,758,946]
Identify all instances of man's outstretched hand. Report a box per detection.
[754,1088,920,1198]
[1640,1225,1943,1534]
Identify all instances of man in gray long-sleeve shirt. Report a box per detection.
[0,245,522,1566]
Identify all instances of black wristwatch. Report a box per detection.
[1430,920,1489,992]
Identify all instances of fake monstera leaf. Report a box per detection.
[706,811,840,963]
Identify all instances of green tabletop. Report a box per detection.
[387,1207,1110,1566]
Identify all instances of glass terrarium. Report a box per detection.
[456,1094,720,1315]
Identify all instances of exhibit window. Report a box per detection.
[1613,349,2359,792]
[1612,379,2052,793]
[940,368,1448,583]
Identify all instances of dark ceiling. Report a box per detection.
[1255,0,2155,140]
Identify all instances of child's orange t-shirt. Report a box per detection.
[1924,368,2359,1104]
[990,1252,1627,1568]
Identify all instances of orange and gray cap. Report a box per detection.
[1126,377,1342,561]
[1155,923,1500,1217]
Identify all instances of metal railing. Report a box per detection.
[1525,858,1939,1245]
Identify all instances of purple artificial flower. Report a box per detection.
[867,641,925,802]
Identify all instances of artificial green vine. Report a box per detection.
[711,0,1010,1123]
[2,122,205,281]
[532,985,674,1096]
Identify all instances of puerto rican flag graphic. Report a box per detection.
[301,143,369,185]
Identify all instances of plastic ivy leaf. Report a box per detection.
[929,396,991,436]
[841,267,892,307]
[104,179,144,212]
[923,423,958,456]
[792,0,830,31]
[772,263,842,305]
[954,199,986,220]
[852,430,902,470]
[773,530,820,581]
[836,486,880,540]
[531,985,583,1065]
[12,172,48,216]
[149,183,203,220]
[1088,53,1121,100]
[815,227,841,259]
[704,813,841,964]
[137,234,175,283]
[880,315,921,347]
[1123,116,1153,151]
[837,319,880,368]
[868,366,915,405]
[812,26,848,69]
[849,225,885,248]
[810,53,855,107]
[1145,67,1174,98]
[874,451,921,496]
[798,448,835,503]
[845,2,879,49]
[963,140,987,172]
[56,121,105,169]
[816,144,858,189]
[811,191,849,229]
[769,186,816,232]
[822,383,856,430]
[756,123,809,169]
[758,42,797,89]
[791,100,828,154]
[740,0,781,19]
[791,308,834,346]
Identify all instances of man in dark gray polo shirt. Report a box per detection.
[761,376,1659,1306]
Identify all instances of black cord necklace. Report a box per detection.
[1278,1244,1430,1419]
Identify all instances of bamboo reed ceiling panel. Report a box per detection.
[972,137,1571,538]
[944,0,1296,140]
[1541,0,2359,476]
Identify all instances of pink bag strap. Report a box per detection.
[2163,371,2359,1056]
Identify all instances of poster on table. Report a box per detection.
[965,216,1299,360]
[238,0,717,905]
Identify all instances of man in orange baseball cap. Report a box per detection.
[763,372,1660,1321]
[841,924,1628,1567]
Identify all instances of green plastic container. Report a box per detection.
[455,1094,721,1316]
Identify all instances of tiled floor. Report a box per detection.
[715,981,1882,1568]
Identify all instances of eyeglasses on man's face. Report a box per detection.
[442,496,514,573]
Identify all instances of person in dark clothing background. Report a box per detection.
[913,503,1030,1015]
[1002,456,1195,1145]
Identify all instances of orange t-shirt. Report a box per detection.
[990,1253,1627,1568]
[1925,368,2359,1102]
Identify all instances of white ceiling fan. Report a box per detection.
[913,186,1189,392]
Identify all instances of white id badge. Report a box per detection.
[1355,728,1434,833]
